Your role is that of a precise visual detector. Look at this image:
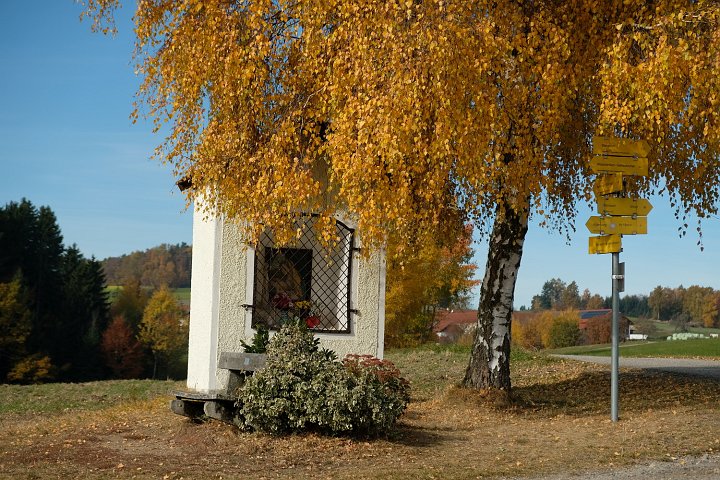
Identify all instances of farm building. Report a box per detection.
[434,309,477,343]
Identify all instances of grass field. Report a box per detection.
[172,287,191,305]
[105,286,191,305]
[550,338,720,358]
[645,319,720,340]
[1,345,718,479]
[0,380,182,416]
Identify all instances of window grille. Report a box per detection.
[251,216,354,333]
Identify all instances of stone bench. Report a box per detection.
[170,352,267,423]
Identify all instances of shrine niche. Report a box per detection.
[251,215,354,333]
[184,208,386,395]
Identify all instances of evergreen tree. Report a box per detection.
[0,200,109,382]
[58,246,110,380]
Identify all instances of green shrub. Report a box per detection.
[236,323,409,436]
[547,318,581,349]
[339,354,411,433]
[239,324,270,353]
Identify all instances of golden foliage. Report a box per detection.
[7,354,55,384]
[512,317,543,351]
[0,278,32,359]
[385,224,479,347]
[138,286,188,358]
[83,1,720,249]
[513,310,580,350]
[702,291,720,328]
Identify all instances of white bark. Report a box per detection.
[464,204,529,391]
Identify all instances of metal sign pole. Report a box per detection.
[610,252,622,422]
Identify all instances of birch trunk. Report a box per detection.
[463,203,529,391]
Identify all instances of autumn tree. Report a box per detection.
[701,291,720,328]
[0,276,32,380]
[138,286,188,379]
[584,292,607,311]
[385,224,479,347]
[682,285,714,324]
[84,1,720,392]
[512,310,580,349]
[649,285,692,321]
[102,243,192,288]
[110,279,149,332]
[101,315,145,379]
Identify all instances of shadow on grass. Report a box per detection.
[510,369,720,417]
[390,422,465,447]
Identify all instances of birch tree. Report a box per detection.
[84,0,720,391]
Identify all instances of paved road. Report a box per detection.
[552,355,720,381]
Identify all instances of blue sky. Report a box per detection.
[0,1,193,261]
[2,2,719,308]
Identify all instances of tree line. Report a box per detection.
[0,199,188,383]
[0,199,109,382]
[526,278,720,329]
[102,243,192,288]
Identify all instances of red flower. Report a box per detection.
[305,315,321,328]
[272,292,293,310]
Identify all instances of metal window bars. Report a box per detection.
[250,215,354,333]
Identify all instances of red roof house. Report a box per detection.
[433,309,477,343]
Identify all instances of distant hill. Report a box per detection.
[102,243,192,288]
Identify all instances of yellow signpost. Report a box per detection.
[589,135,652,423]
[592,173,624,196]
[588,234,622,254]
[589,156,649,176]
[585,216,648,235]
[597,197,653,217]
[592,136,651,157]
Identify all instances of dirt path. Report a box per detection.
[552,355,720,381]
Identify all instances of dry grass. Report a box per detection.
[0,347,718,479]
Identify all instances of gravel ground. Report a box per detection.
[526,355,720,479]
[509,453,720,480]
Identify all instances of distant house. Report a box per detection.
[433,309,477,343]
[578,309,632,340]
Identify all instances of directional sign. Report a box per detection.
[593,136,651,157]
[585,216,648,235]
[589,156,649,176]
[597,197,653,217]
[589,234,622,254]
[593,173,624,196]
